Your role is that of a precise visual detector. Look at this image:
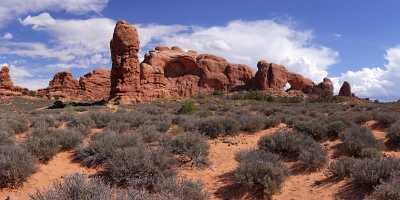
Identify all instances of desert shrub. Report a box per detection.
[30,173,112,200]
[0,131,14,145]
[231,91,274,102]
[136,125,163,143]
[0,118,29,135]
[293,119,328,141]
[326,120,347,138]
[387,121,400,145]
[101,146,175,187]
[373,112,399,128]
[259,131,327,170]
[197,118,224,138]
[264,116,281,129]
[31,115,58,129]
[105,120,130,134]
[351,112,373,124]
[371,174,400,200]
[67,115,95,135]
[168,132,209,166]
[177,100,197,115]
[90,112,114,128]
[234,150,288,199]
[327,157,357,179]
[74,132,141,167]
[172,115,197,131]
[0,145,36,188]
[119,177,208,200]
[238,115,267,132]
[360,147,382,158]
[340,126,381,157]
[24,129,61,162]
[53,129,84,150]
[350,157,400,187]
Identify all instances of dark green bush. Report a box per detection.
[350,157,400,187]
[326,120,347,138]
[371,174,400,200]
[339,126,381,157]
[74,132,141,167]
[387,121,400,145]
[234,150,288,199]
[177,100,197,115]
[101,146,176,187]
[168,132,209,166]
[30,173,112,200]
[0,145,36,188]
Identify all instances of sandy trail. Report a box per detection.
[0,151,96,200]
[177,125,290,200]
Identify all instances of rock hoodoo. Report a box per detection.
[109,21,254,103]
[79,69,111,101]
[0,65,30,96]
[338,81,352,97]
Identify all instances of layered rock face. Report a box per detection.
[79,69,111,101]
[0,66,30,96]
[338,81,352,97]
[39,69,111,101]
[110,21,254,103]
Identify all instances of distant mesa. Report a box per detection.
[2,20,357,103]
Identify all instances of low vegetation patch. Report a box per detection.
[167,132,209,166]
[339,126,381,157]
[235,150,288,199]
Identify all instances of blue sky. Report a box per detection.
[0,0,399,100]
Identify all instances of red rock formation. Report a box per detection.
[38,72,83,100]
[0,66,13,89]
[109,21,254,104]
[287,73,314,93]
[110,20,141,103]
[0,65,31,96]
[339,81,352,97]
[79,69,111,101]
[39,69,111,101]
[311,78,334,97]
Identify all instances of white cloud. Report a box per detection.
[2,32,12,40]
[0,63,47,90]
[0,0,109,27]
[334,47,400,100]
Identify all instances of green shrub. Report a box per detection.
[31,115,58,129]
[90,112,114,128]
[177,100,197,115]
[326,120,347,138]
[101,146,176,187]
[0,145,36,188]
[105,120,130,134]
[197,117,241,138]
[387,121,400,145]
[67,115,95,135]
[327,157,357,179]
[136,125,163,143]
[0,118,29,135]
[371,174,400,200]
[234,150,288,199]
[168,132,209,166]
[30,173,112,200]
[231,91,274,101]
[0,131,14,145]
[340,126,381,157]
[53,129,84,150]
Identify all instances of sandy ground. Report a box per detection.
[0,151,96,200]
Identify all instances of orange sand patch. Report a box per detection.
[0,151,97,200]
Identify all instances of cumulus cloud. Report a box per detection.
[0,0,109,27]
[2,32,12,40]
[334,47,400,100]
[0,63,47,90]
